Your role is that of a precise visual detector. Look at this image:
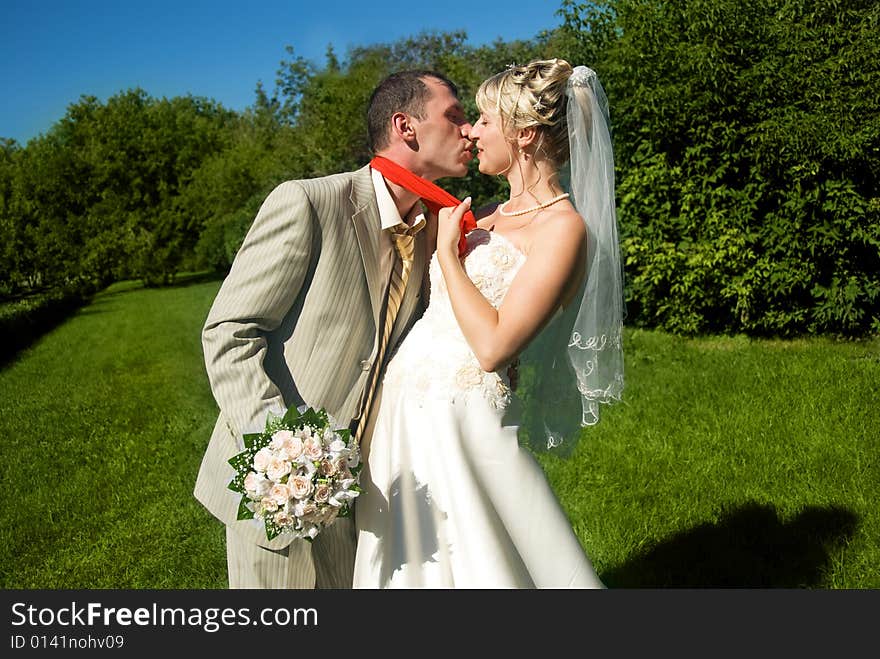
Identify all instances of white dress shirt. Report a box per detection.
[370,167,426,286]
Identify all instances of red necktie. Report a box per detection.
[370,155,477,257]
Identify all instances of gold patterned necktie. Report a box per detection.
[354,221,421,444]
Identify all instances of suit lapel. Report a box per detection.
[349,165,383,327]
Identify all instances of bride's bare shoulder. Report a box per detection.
[538,207,587,242]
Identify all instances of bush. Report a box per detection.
[560,0,880,336]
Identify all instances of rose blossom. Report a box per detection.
[314,483,331,504]
[287,435,304,460]
[243,471,260,492]
[290,474,314,500]
[260,496,278,513]
[270,429,294,451]
[269,483,291,506]
[253,447,274,473]
[273,510,292,527]
[304,436,324,461]
[299,502,319,522]
[266,456,292,482]
[320,459,337,477]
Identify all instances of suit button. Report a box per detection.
[360,359,372,371]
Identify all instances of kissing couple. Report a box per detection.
[194,59,625,589]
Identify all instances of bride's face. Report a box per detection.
[470,109,514,176]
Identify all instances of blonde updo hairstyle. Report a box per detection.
[475,58,574,168]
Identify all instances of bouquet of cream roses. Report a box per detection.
[227,406,361,541]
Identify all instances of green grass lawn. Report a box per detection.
[0,275,227,588]
[1,277,877,588]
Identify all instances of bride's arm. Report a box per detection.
[436,199,586,373]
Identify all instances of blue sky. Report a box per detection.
[1,0,566,145]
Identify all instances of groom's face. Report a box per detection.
[411,77,473,181]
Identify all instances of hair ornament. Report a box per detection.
[568,65,596,88]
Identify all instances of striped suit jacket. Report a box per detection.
[194,164,427,550]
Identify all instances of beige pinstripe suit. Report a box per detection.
[194,164,427,588]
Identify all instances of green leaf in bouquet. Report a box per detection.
[228,451,253,473]
[265,413,286,435]
[265,522,280,541]
[282,405,302,427]
[228,472,247,494]
[242,432,262,449]
[298,407,325,430]
[236,496,254,521]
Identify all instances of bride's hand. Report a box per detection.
[438,197,472,256]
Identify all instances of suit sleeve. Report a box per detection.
[201,180,314,439]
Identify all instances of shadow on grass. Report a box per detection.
[0,293,93,370]
[602,501,858,588]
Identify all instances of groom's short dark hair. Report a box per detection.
[367,70,459,152]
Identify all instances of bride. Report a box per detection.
[353,59,625,588]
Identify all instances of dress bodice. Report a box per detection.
[382,229,527,409]
[423,228,526,328]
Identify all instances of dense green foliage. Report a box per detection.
[1,1,877,336]
[557,0,880,336]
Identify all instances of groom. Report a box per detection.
[194,70,474,588]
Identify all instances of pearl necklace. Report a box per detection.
[497,192,570,217]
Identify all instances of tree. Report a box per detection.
[0,139,23,295]
[7,89,236,290]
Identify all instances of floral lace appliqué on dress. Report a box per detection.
[382,229,525,409]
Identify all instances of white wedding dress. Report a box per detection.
[353,228,604,588]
